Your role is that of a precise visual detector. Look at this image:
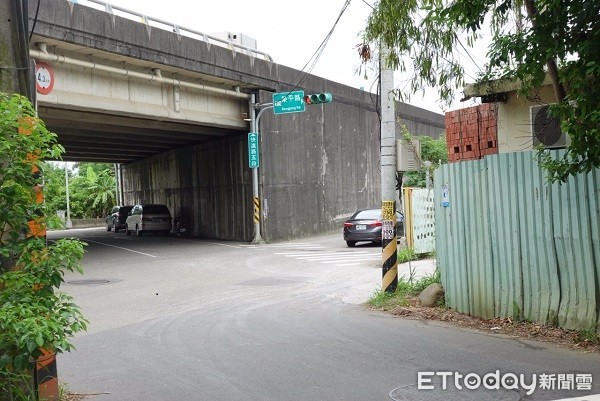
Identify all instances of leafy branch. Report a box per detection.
[0,93,87,397]
[362,0,600,182]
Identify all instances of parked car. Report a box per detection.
[105,205,134,233]
[343,208,404,247]
[125,204,172,237]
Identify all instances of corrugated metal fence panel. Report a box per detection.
[549,152,598,329]
[486,153,523,319]
[588,170,600,328]
[464,158,495,318]
[435,150,599,331]
[514,152,560,325]
[435,162,468,314]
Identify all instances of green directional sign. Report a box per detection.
[273,90,305,115]
[248,132,259,168]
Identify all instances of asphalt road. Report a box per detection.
[49,228,600,401]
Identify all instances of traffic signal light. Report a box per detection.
[304,92,332,105]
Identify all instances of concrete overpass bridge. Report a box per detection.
[28,0,445,241]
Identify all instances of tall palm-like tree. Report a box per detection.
[85,165,116,217]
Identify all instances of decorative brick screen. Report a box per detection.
[445,103,498,162]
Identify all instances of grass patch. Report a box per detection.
[397,247,418,263]
[576,327,600,344]
[397,247,436,264]
[367,269,443,311]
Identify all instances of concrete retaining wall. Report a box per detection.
[70,218,105,229]
[122,135,253,241]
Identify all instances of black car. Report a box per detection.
[343,208,404,247]
[105,205,133,233]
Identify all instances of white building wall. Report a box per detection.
[497,85,558,153]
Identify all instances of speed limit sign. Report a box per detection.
[35,61,54,95]
[382,220,395,240]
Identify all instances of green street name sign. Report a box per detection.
[248,132,259,168]
[273,90,305,115]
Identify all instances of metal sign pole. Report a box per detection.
[249,94,263,243]
[248,95,274,244]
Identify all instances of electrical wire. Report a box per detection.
[361,0,374,10]
[29,0,41,42]
[10,0,32,99]
[285,0,352,93]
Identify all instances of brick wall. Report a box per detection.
[445,103,498,162]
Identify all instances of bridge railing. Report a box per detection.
[67,0,274,62]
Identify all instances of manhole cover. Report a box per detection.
[66,279,113,286]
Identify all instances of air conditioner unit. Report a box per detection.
[531,105,567,148]
[396,139,421,172]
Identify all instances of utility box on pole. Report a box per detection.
[396,139,421,172]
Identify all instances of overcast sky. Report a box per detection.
[91,0,480,113]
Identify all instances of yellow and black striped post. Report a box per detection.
[381,200,398,293]
[253,196,260,224]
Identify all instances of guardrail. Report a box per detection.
[67,0,274,62]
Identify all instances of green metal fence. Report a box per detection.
[434,151,600,331]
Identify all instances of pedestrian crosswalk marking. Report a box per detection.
[240,242,323,249]
[241,242,381,267]
[275,251,373,257]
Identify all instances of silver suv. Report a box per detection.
[125,204,172,237]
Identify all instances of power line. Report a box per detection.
[29,0,42,42]
[289,0,352,89]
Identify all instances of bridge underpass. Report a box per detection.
[30,0,446,243]
[38,103,252,241]
[30,13,257,241]
[39,106,242,164]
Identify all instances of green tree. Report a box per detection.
[68,163,116,218]
[403,134,448,188]
[39,162,67,227]
[0,93,87,398]
[362,0,600,182]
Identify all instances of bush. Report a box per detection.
[0,93,87,398]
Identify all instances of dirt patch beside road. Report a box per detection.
[373,297,600,354]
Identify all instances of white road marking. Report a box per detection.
[240,241,379,267]
[240,243,323,249]
[85,239,157,258]
[320,257,380,264]
[209,242,244,249]
[275,251,373,257]
[334,262,366,267]
[293,254,379,261]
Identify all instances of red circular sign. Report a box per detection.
[35,61,54,95]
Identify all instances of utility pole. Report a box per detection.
[65,163,73,229]
[380,43,398,293]
[1,0,34,274]
[114,163,120,205]
[1,4,61,401]
[0,0,32,97]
